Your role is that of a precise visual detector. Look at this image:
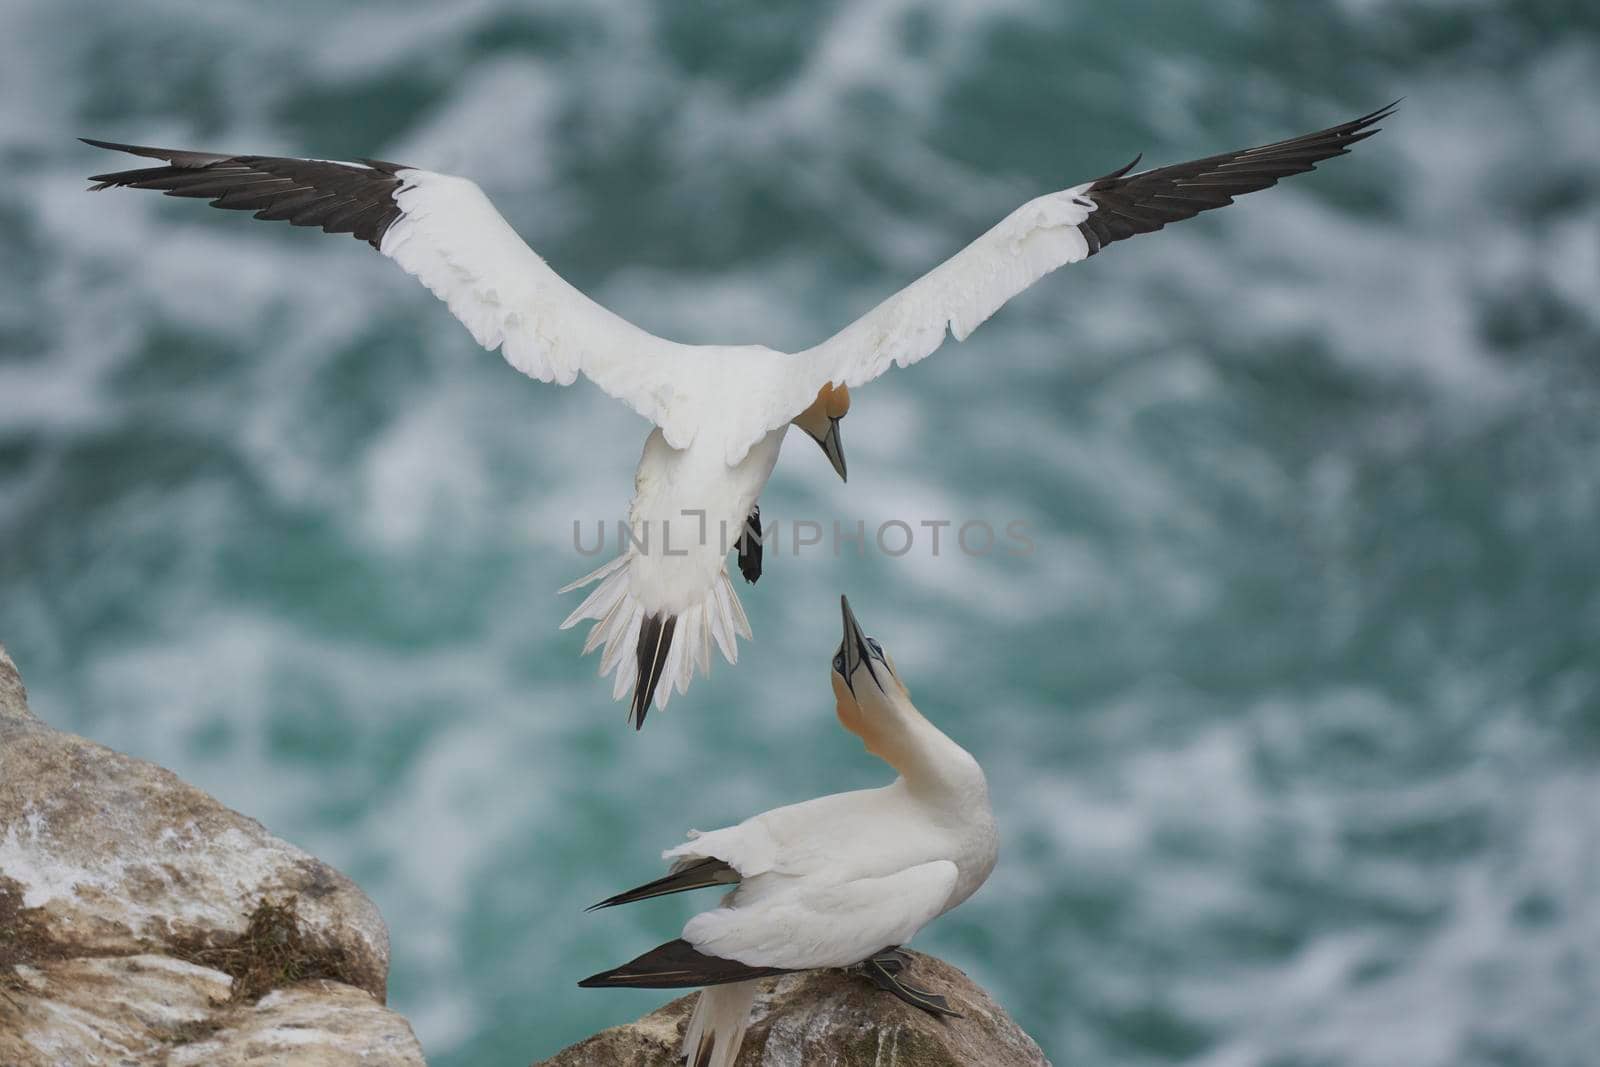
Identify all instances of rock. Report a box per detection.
[0,645,30,725]
[163,981,427,1067]
[536,950,1050,1067]
[0,643,427,1066]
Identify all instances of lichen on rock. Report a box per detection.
[536,950,1051,1067]
[171,893,370,1005]
[1,637,1051,1066]
[0,641,426,1067]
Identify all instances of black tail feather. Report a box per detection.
[631,612,677,729]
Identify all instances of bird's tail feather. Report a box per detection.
[632,612,677,728]
[559,553,751,726]
[684,980,761,1067]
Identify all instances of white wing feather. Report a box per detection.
[682,860,959,971]
[383,171,1097,467]
[734,185,1098,458]
[380,170,707,448]
[664,821,781,881]
[805,186,1096,384]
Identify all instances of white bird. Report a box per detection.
[579,596,998,1067]
[82,103,1394,725]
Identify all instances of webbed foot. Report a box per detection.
[736,504,762,584]
[853,947,961,1018]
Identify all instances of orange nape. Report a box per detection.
[797,382,851,425]
[831,668,901,767]
[819,382,850,419]
[832,671,867,741]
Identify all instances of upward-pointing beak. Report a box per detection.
[816,417,847,482]
[839,594,876,692]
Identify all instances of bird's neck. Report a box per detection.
[872,696,986,806]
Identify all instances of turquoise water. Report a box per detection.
[3,2,1598,1064]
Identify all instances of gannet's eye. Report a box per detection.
[866,638,883,657]
[832,652,847,673]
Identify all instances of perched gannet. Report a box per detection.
[579,595,998,1066]
[82,104,1393,725]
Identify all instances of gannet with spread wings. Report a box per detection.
[83,103,1394,726]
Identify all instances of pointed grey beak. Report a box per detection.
[839,594,878,692]
[815,417,847,482]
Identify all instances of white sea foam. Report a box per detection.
[4,3,1598,1064]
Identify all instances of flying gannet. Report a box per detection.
[82,104,1394,726]
[578,595,998,1066]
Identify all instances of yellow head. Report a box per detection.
[792,383,850,481]
[828,595,988,799]
[830,595,913,762]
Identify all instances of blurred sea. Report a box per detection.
[2,2,1599,1064]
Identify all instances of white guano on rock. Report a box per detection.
[0,642,427,1067]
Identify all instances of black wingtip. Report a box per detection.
[82,138,133,190]
[78,138,185,161]
[1088,153,1143,188]
[584,858,738,913]
[1365,99,1404,122]
[1075,103,1397,257]
[1346,99,1401,136]
[584,891,626,913]
[80,138,235,190]
[578,938,791,990]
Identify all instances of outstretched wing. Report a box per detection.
[743,104,1397,455]
[83,140,707,447]
[1070,101,1396,254]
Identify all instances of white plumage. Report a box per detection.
[382,170,1096,461]
[379,166,1098,723]
[84,104,1393,723]
[683,981,761,1067]
[581,597,999,1065]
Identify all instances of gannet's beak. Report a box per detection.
[813,417,848,482]
[839,594,880,694]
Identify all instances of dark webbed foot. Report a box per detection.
[736,504,763,584]
[852,947,962,1018]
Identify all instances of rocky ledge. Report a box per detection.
[1,642,1049,1066]
[536,951,1051,1067]
[0,644,425,1066]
